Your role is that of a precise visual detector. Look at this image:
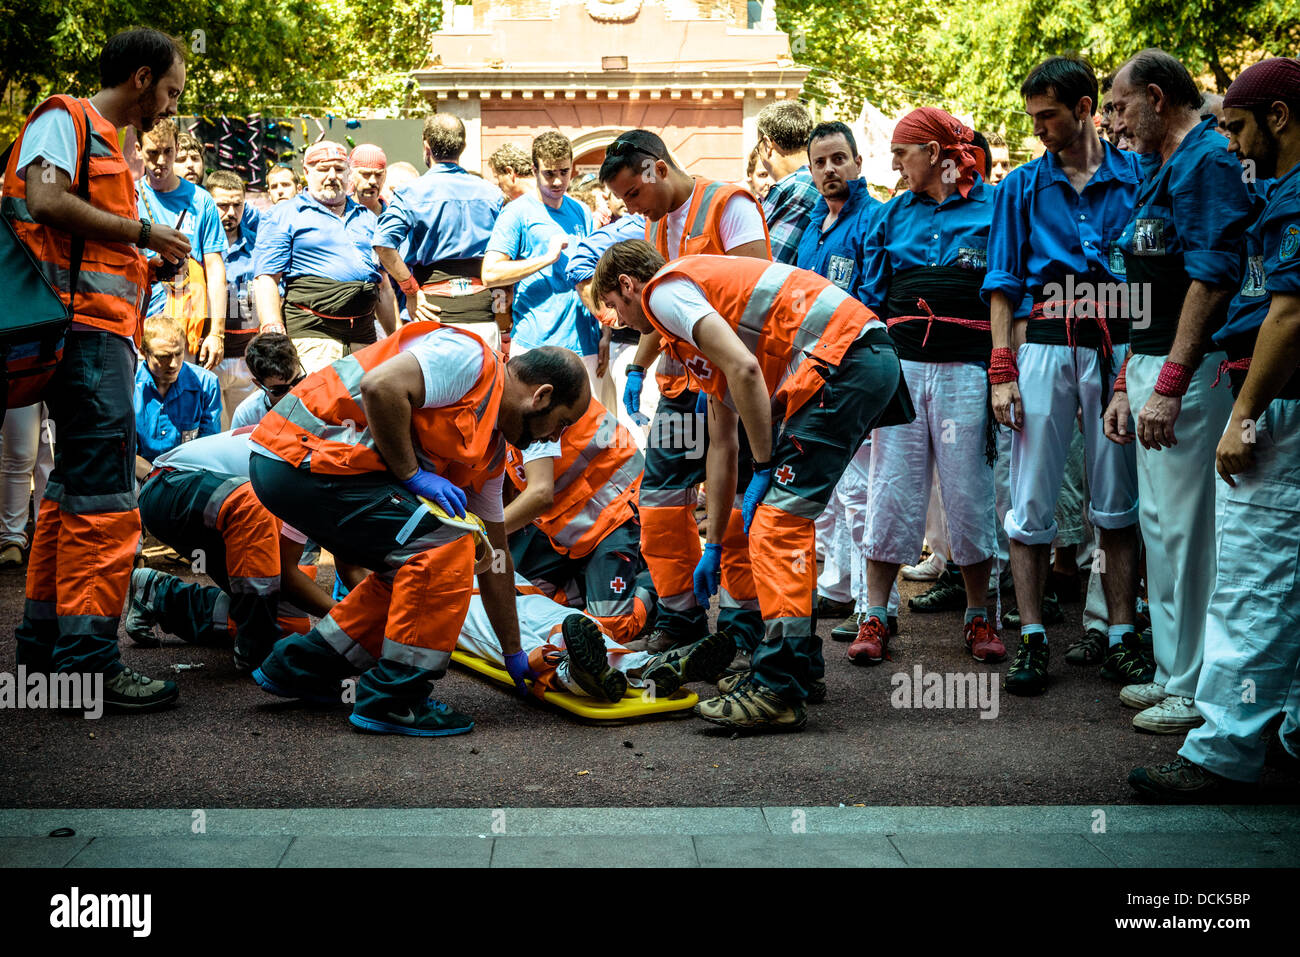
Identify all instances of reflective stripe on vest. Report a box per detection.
[640,256,874,418]
[251,323,506,490]
[506,398,642,557]
[2,95,149,338]
[643,179,771,400]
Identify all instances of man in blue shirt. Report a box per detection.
[566,213,650,442]
[374,114,505,344]
[252,140,396,373]
[1130,56,1300,800]
[483,131,599,378]
[985,55,1147,696]
[134,314,222,470]
[856,110,1005,667]
[792,122,891,645]
[138,117,227,370]
[1102,49,1253,734]
[757,101,819,265]
[205,170,261,428]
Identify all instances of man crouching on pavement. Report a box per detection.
[248,322,590,736]
[592,241,909,732]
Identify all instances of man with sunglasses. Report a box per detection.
[598,129,771,667]
[230,333,306,430]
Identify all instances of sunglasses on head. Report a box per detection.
[605,139,661,166]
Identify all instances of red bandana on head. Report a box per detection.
[891,107,986,198]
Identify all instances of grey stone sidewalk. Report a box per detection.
[1,806,1297,867]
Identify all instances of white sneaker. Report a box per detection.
[1120,680,1167,710]
[1132,695,1203,734]
[902,552,945,581]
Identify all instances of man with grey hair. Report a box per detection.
[374,114,505,342]
[487,142,537,203]
[1103,47,1254,733]
[755,100,819,264]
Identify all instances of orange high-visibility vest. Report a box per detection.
[641,255,879,420]
[2,95,150,339]
[644,178,770,398]
[505,395,643,559]
[252,322,507,492]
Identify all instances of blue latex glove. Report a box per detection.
[695,390,708,415]
[503,650,538,696]
[742,467,773,534]
[623,369,648,426]
[402,467,468,518]
[693,542,722,609]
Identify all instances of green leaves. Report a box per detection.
[779,0,1296,155]
[0,0,443,140]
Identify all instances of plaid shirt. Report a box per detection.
[763,166,820,264]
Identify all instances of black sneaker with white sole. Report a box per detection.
[561,615,627,702]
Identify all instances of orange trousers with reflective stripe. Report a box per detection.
[323,534,475,661]
[26,498,139,621]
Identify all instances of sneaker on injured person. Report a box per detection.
[561,615,627,702]
[103,667,179,713]
[124,567,166,646]
[349,696,474,737]
[695,677,807,732]
[643,631,735,688]
[1132,695,1203,734]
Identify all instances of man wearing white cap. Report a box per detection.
[252,140,397,372]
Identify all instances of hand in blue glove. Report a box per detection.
[623,369,648,426]
[742,467,773,534]
[503,650,539,697]
[695,390,708,416]
[402,467,468,519]
[693,542,722,610]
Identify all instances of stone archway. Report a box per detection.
[570,128,623,177]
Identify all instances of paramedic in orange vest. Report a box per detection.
[598,129,771,663]
[593,242,908,732]
[504,394,652,645]
[5,28,191,713]
[248,326,591,736]
[125,429,333,666]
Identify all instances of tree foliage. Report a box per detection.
[779,0,1299,153]
[0,0,443,140]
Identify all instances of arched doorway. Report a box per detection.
[570,128,622,178]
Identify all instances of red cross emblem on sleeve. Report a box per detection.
[684,355,713,380]
[610,576,627,594]
[774,465,795,485]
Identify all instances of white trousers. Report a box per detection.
[0,404,41,548]
[814,440,898,614]
[1006,343,1138,544]
[867,360,996,566]
[457,574,655,696]
[1128,351,1233,698]
[216,357,259,431]
[1181,398,1300,780]
[609,339,661,451]
[292,336,346,375]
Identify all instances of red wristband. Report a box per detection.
[1154,360,1193,397]
[1112,356,1129,392]
[399,275,420,300]
[988,347,1019,385]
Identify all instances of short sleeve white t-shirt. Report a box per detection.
[401,328,504,522]
[645,277,718,348]
[401,328,486,409]
[521,439,562,464]
[662,193,766,257]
